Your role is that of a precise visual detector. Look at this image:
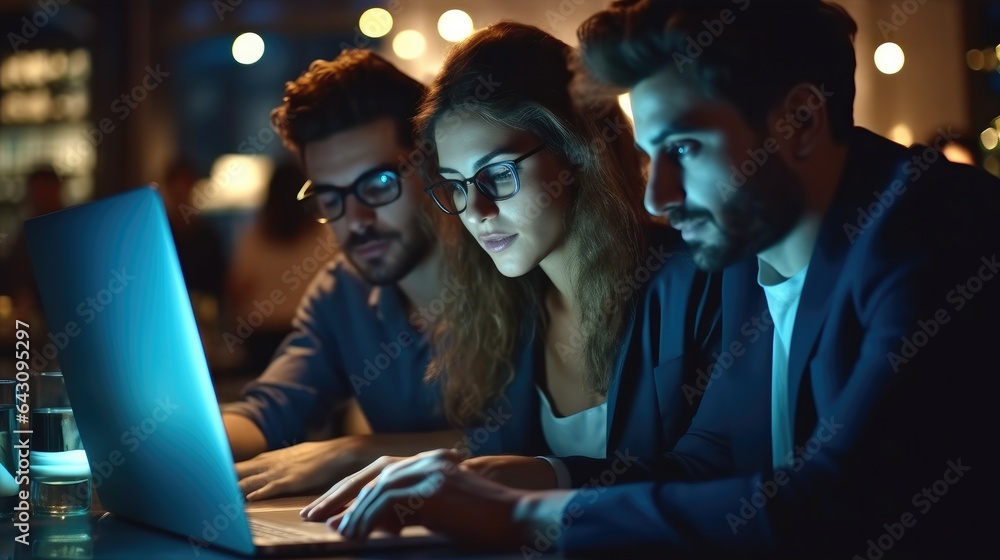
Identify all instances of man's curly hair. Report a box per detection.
[270,50,426,154]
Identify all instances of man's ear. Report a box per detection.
[769,82,831,160]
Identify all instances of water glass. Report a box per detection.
[29,372,91,517]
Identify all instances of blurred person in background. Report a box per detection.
[2,165,65,321]
[160,158,227,305]
[226,160,336,376]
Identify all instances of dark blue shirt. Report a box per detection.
[223,256,450,450]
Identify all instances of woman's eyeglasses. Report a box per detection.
[424,145,546,215]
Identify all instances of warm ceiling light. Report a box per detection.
[967,49,985,71]
[393,30,426,60]
[232,32,265,65]
[889,124,913,146]
[359,8,393,38]
[437,10,473,42]
[874,42,905,75]
[981,127,999,150]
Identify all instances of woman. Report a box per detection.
[300,21,720,521]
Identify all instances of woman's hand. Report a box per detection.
[299,454,408,520]
[332,449,528,546]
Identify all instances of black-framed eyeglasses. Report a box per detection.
[296,167,402,223]
[424,145,546,215]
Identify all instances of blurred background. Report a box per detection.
[0,0,998,398]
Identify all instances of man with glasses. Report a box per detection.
[221,50,461,501]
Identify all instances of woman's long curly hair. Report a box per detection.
[419,21,650,427]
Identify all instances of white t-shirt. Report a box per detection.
[758,259,809,469]
[536,386,608,459]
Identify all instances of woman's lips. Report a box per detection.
[479,233,518,253]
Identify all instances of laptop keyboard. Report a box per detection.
[248,517,338,543]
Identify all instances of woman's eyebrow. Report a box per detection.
[472,147,517,170]
[438,146,519,176]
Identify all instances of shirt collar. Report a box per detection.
[368,282,414,324]
[367,285,389,320]
[367,285,382,309]
[757,258,810,287]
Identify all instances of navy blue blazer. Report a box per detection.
[468,225,722,461]
[557,128,1000,557]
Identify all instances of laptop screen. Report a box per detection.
[24,186,255,555]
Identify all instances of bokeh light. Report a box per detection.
[393,30,426,60]
[232,33,264,65]
[438,10,474,42]
[874,42,905,75]
[889,124,913,146]
[941,144,975,165]
[359,8,393,38]
[980,127,998,150]
[967,49,985,71]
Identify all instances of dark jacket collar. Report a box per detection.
[786,127,914,424]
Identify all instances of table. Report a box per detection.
[2,495,540,559]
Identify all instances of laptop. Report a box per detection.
[23,186,445,556]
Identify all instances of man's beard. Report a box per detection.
[673,158,806,271]
[346,227,434,285]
